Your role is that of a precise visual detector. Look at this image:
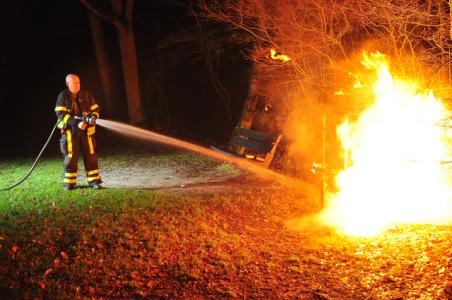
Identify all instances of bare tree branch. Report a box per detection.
[196,0,452,167]
[80,0,127,32]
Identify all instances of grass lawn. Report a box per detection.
[0,153,450,299]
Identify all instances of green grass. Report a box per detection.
[0,158,157,213]
[0,153,315,298]
[215,163,239,176]
[0,152,219,212]
[0,155,164,297]
[0,154,450,299]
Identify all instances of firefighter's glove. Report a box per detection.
[78,121,88,130]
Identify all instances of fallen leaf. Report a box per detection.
[44,268,53,277]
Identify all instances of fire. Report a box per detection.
[320,52,452,237]
[270,48,290,62]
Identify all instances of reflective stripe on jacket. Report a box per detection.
[54,89,100,132]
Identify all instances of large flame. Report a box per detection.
[320,52,452,237]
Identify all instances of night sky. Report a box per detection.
[1,0,250,157]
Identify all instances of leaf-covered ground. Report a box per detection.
[0,187,450,299]
[0,154,451,299]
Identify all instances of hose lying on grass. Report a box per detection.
[0,121,58,192]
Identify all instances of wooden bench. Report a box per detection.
[211,127,282,168]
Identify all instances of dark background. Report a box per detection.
[0,0,250,157]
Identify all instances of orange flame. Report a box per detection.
[320,52,452,237]
[270,48,290,62]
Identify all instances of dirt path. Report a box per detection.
[94,152,252,192]
[101,165,238,190]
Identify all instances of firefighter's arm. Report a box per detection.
[88,97,100,121]
[54,94,78,127]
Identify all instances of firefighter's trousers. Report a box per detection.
[60,129,101,186]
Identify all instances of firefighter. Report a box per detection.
[55,74,102,190]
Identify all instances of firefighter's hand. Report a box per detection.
[78,122,87,130]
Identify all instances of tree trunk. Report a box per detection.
[88,12,120,119]
[111,0,144,124]
[80,0,145,124]
[237,63,260,129]
[228,62,260,155]
[117,27,144,124]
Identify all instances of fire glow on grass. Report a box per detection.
[320,52,452,237]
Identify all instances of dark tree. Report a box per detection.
[81,0,144,124]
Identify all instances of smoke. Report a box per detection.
[285,214,333,236]
[283,91,327,172]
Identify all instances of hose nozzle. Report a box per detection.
[75,115,97,125]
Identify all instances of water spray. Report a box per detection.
[94,119,316,195]
[1,117,311,193]
[95,119,284,180]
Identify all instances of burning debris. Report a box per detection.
[319,52,452,237]
[270,48,290,62]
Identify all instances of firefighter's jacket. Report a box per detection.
[54,89,100,136]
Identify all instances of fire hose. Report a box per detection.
[0,116,96,192]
